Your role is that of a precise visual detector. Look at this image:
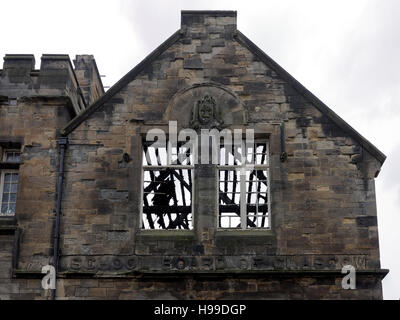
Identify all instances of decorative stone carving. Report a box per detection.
[190,94,224,129]
[163,83,247,127]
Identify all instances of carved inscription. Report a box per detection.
[60,255,367,273]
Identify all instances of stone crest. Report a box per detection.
[190,95,223,129]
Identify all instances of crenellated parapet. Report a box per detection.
[73,55,104,106]
[0,54,103,116]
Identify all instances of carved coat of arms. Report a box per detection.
[190,95,224,129]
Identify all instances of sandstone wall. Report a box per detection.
[0,12,385,299]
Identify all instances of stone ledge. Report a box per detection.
[126,268,390,280]
[13,268,389,280]
[0,218,18,233]
[136,229,194,239]
[216,229,274,237]
[0,162,21,170]
[13,270,44,279]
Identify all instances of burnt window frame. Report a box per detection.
[217,139,271,230]
[140,139,195,230]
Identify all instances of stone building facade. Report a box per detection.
[0,11,388,299]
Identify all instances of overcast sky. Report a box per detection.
[1,0,399,299]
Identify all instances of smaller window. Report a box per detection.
[8,98,17,107]
[0,149,21,216]
[3,150,21,163]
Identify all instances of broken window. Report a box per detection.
[218,141,270,229]
[0,149,21,216]
[142,141,193,229]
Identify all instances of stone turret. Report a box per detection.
[73,55,104,106]
[0,54,104,116]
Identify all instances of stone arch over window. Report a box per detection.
[163,83,247,128]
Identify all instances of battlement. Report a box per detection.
[0,54,104,115]
[3,54,36,70]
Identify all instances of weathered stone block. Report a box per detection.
[183,57,203,69]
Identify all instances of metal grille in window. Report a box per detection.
[218,141,270,229]
[142,141,193,229]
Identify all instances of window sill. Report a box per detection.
[0,162,21,169]
[136,229,194,239]
[216,228,274,237]
[0,215,17,223]
[0,216,18,234]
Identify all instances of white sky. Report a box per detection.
[1,0,399,299]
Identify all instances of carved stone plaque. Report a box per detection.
[190,94,223,129]
[163,83,247,127]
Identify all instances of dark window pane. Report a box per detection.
[3,183,10,193]
[10,193,17,202]
[4,173,12,182]
[1,204,8,214]
[12,173,19,182]
[2,193,9,202]
[8,203,16,213]
[11,184,18,193]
